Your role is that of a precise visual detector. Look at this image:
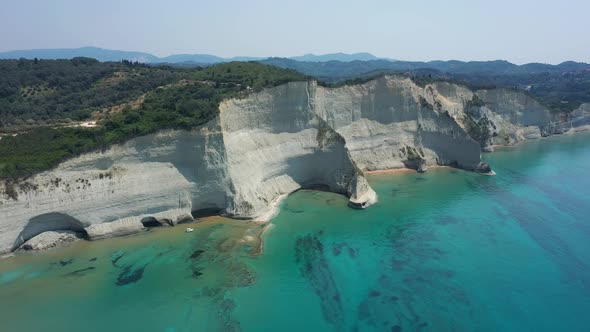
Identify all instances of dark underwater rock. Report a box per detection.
[116,265,146,286]
[65,266,96,277]
[59,259,73,266]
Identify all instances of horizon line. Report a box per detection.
[0,45,587,66]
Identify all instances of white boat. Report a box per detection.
[185,227,194,233]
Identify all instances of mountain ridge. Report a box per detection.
[0,47,386,63]
[289,52,392,62]
[4,46,587,68]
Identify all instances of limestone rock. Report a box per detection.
[348,174,378,209]
[85,219,145,240]
[474,162,494,174]
[417,160,429,173]
[19,231,81,251]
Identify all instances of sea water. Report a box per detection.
[1,133,590,332]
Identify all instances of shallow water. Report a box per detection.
[1,133,590,331]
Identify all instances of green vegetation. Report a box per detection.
[0,60,307,180]
[0,127,103,180]
[408,73,447,88]
[316,71,394,88]
[194,62,308,90]
[0,57,180,131]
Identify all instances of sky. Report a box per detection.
[0,0,588,64]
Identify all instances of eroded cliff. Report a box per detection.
[1,76,587,253]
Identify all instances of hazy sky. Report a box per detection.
[1,0,588,64]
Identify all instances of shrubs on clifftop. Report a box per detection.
[193,62,307,91]
[0,127,104,180]
[0,58,179,131]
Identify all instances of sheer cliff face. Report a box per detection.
[314,77,481,170]
[218,81,374,219]
[0,124,227,252]
[1,76,585,253]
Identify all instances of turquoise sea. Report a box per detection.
[1,133,590,332]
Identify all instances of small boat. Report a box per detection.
[185,227,194,233]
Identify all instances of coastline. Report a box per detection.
[2,120,590,332]
[254,194,289,222]
[487,126,590,152]
[5,130,590,259]
[366,165,454,175]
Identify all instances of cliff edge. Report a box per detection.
[1,76,587,253]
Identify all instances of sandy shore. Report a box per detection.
[366,168,416,175]
[366,165,453,175]
[254,194,289,222]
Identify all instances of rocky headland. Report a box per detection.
[1,76,588,254]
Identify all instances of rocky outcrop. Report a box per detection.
[543,103,590,135]
[2,76,587,254]
[85,218,145,240]
[18,230,81,251]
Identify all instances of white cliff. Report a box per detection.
[1,76,586,254]
[218,81,376,218]
[313,78,482,171]
[19,230,81,251]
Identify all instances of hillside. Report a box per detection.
[0,59,307,180]
[260,57,590,78]
[5,46,590,110]
[0,57,180,131]
[261,58,590,112]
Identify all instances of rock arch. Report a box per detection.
[12,212,88,251]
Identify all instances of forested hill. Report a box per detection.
[0,57,176,131]
[0,58,306,180]
[260,57,590,79]
[0,58,305,132]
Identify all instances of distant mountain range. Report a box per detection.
[259,58,590,81]
[0,47,390,64]
[289,52,392,62]
[1,47,589,80]
[0,47,158,63]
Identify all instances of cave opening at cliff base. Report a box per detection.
[12,212,88,251]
